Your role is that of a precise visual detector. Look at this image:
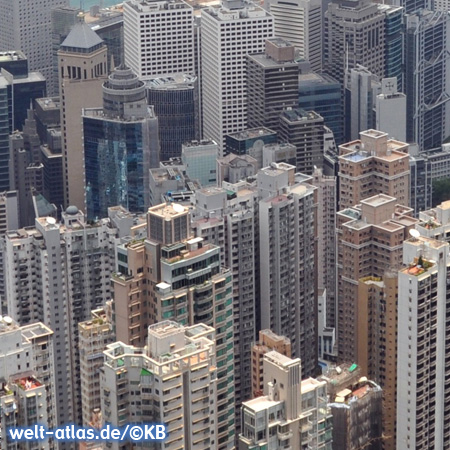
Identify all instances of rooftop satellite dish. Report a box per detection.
[172,203,184,213]
[46,217,57,225]
[409,229,420,239]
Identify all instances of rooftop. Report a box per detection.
[145,74,197,88]
[14,376,42,391]
[360,194,395,208]
[148,202,188,219]
[60,22,104,51]
[227,127,276,141]
[281,108,322,122]
[0,50,26,62]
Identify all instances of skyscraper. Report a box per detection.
[83,64,160,219]
[202,0,274,153]
[397,235,450,448]
[338,129,410,210]
[324,0,386,84]
[264,0,322,71]
[101,321,218,450]
[278,108,325,174]
[0,0,69,82]
[123,0,194,78]
[247,39,299,133]
[146,74,199,161]
[405,9,450,151]
[58,22,108,211]
[258,163,317,376]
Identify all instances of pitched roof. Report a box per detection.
[61,22,103,50]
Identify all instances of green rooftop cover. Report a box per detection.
[349,363,358,372]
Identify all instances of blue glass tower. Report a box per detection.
[83,64,160,219]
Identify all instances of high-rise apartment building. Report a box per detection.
[181,140,218,186]
[3,208,129,426]
[405,9,450,151]
[397,236,450,449]
[357,272,398,450]
[311,168,337,331]
[338,129,410,210]
[251,329,292,396]
[78,301,115,427]
[202,0,274,153]
[246,39,299,133]
[58,22,108,211]
[264,0,322,71]
[101,321,218,450]
[112,203,236,449]
[336,194,419,364]
[123,0,194,78]
[83,64,160,219]
[0,317,55,443]
[278,108,325,174]
[320,365,383,450]
[258,163,317,376]
[240,351,332,450]
[0,0,69,82]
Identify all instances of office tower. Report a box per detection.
[344,65,380,141]
[278,108,325,174]
[9,109,48,228]
[123,0,194,78]
[0,51,47,131]
[112,203,236,449]
[83,64,159,219]
[85,6,124,75]
[58,22,108,211]
[338,130,410,210]
[240,352,332,450]
[251,330,292,396]
[192,184,258,430]
[375,77,407,141]
[336,194,419,364]
[379,4,404,90]
[181,139,218,186]
[311,167,337,331]
[247,39,299,132]
[409,144,450,214]
[202,1,274,153]
[78,301,114,427]
[146,75,199,161]
[324,0,386,85]
[0,317,55,437]
[101,321,217,450]
[320,365,383,450]
[405,10,450,151]
[258,163,317,376]
[50,6,82,97]
[0,192,18,235]
[0,0,69,82]
[264,0,322,71]
[4,209,127,426]
[34,97,61,144]
[262,142,297,167]
[434,0,450,10]
[298,67,343,145]
[397,236,450,449]
[225,127,277,166]
[357,271,398,450]
[396,0,429,14]
[216,153,259,186]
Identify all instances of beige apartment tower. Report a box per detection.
[336,194,419,364]
[58,21,108,210]
[251,329,292,397]
[338,129,410,210]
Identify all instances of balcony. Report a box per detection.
[277,429,293,441]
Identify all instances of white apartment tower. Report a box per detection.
[397,236,450,448]
[3,207,123,426]
[201,0,274,154]
[101,321,218,450]
[264,0,322,71]
[258,164,317,377]
[123,0,195,78]
[0,0,69,81]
